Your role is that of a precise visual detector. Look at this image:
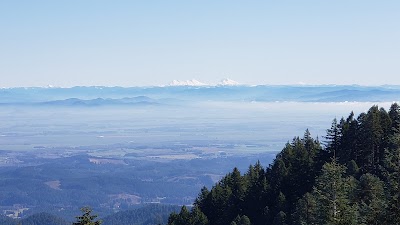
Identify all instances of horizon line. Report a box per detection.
[2,83,400,89]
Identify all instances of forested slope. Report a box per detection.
[167,103,400,225]
[0,213,69,225]
[0,204,179,225]
[102,204,181,225]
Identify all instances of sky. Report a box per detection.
[0,0,399,87]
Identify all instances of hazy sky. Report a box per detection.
[1,1,399,87]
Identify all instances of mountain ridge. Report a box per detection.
[1,85,400,104]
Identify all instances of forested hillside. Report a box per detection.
[0,204,180,225]
[0,212,69,225]
[102,204,181,225]
[167,103,400,225]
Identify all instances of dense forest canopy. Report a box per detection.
[167,103,400,225]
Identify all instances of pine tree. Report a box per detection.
[383,133,400,224]
[190,206,209,225]
[389,103,400,133]
[230,215,251,225]
[356,106,390,174]
[312,159,358,225]
[341,112,358,164]
[293,192,317,225]
[272,211,287,225]
[356,173,386,225]
[194,186,210,213]
[243,161,269,225]
[168,206,191,225]
[72,207,102,225]
[325,118,341,157]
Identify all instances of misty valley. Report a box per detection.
[2,0,400,223]
[0,85,399,224]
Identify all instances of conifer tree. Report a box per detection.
[312,159,358,225]
[190,206,209,225]
[389,103,400,133]
[293,192,317,225]
[230,215,251,225]
[272,211,287,225]
[383,133,400,224]
[72,207,102,225]
[325,118,341,157]
[356,173,386,225]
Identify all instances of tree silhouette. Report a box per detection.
[72,207,102,225]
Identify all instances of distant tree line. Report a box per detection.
[0,212,69,225]
[167,103,400,225]
[0,204,179,225]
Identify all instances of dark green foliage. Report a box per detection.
[382,126,400,224]
[356,174,385,224]
[230,215,251,225]
[272,211,287,225]
[346,160,359,176]
[168,206,208,225]
[101,204,181,225]
[325,118,341,157]
[389,103,400,133]
[312,159,358,225]
[189,206,208,225]
[73,207,102,225]
[355,106,391,174]
[168,129,323,225]
[293,192,317,225]
[167,103,400,225]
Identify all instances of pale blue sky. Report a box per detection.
[1,1,399,87]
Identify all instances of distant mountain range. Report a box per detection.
[168,78,240,86]
[41,96,159,107]
[0,85,399,105]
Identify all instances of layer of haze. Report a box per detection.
[1,1,399,87]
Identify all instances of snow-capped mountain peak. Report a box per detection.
[169,79,208,86]
[168,78,240,87]
[218,78,240,86]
